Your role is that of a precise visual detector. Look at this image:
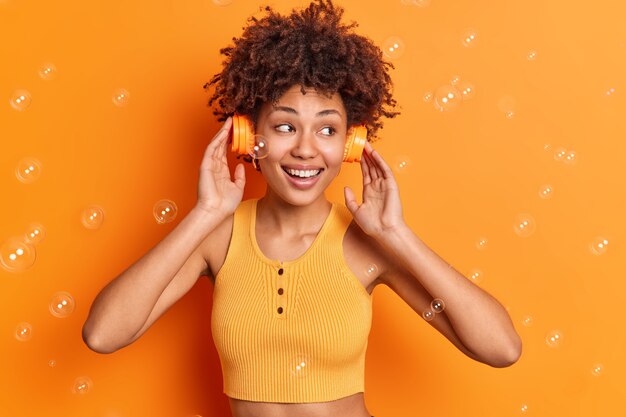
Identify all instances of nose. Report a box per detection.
[290,130,318,159]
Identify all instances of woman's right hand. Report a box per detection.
[196,117,246,217]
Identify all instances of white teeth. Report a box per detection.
[285,168,321,178]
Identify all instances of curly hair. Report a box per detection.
[203,0,400,168]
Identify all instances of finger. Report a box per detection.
[370,151,383,180]
[213,117,232,160]
[364,144,384,180]
[364,141,379,173]
[344,186,357,213]
[221,116,233,156]
[207,122,228,162]
[360,152,371,184]
[211,117,231,152]
[233,162,246,189]
[370,149,392,179]
[201,132,225,170]
[364,149,379,181]
[212,117,232,144]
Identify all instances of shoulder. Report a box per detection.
[200,198,254,282]
[340,206,393,286]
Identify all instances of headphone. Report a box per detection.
[229,114,368,163]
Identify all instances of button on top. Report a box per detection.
[278,288,283,295]
[277,307,283,314]
[278,268,284,275]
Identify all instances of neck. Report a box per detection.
[256,193,332,237]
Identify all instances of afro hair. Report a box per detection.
[203,0,400,166]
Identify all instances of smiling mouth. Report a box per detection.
[281,167,324,179]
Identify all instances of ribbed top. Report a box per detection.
[211,198,373,403]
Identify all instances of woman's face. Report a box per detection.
[255,84,349,205]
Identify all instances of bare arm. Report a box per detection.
[81,207,224,353]
[82,116,245,354]
[345,141,521,367]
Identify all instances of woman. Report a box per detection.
[82,1,522,416]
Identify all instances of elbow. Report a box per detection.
[82,327,117,355]
[84,336,117,354]
[491,336,523,368]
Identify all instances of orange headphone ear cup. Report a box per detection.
[232,114,255,156]
[344,125,368,163]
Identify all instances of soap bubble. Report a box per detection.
[250,135,269,159]
[513,213,536,237]
[461,28,478,48]
[49,291,76,318]
[551,147,577,164]
[39,62,58,80]
[431,298,445,313]
[468,268,483,284]
[382,36,405,60]
[391,154,412,176]
[538,184,554,199]
[475,237,488,250]
[364,263,379,278]
[10,89,32,111]
[289,353,310,378]
[589,237,609,255]
[1,236,37,273]
[153,199,178,224]
[15,322,33,341]
[433,85,462,112]
[422,310,435,321]
[545,329,563,348]
[591,363,604,377]
[24,223,46,245]
[81,205,105,229]
[15,157,42,184]
[553,147,567,161]
[563,149,578,165]
[71,376,93,394]
[457,80,475,100]
[112,88,130,107]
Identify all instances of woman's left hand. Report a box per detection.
[344,141,406,239]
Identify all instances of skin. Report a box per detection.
[254,84,350,237]
[227,84,376,417]
[223,84,521,417]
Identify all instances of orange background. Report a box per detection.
[1,0,625,416]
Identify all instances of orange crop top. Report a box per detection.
[210,198,373,403]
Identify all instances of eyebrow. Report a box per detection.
[269,106,342,118]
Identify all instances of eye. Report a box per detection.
[320,126,336,136]
[274,123,294,133]
[273,124,336,136]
